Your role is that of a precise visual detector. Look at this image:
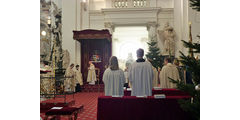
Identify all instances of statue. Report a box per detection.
[49,2,63,71]
[62,49,70,69]
[125,53,134,69]
[158,22,176,56]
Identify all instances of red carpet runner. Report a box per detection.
[41,92,104,120]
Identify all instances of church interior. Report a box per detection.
[40,0,200,120]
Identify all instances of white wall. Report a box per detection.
[188,3,200,43]
[62,0,81,66]
[157,0,174,8]
[61,0,199,66]
[173,0,200,57]
[90,0,106,10]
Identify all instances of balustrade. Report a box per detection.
[112,0,148,8]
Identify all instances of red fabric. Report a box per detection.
[40,103,70,113]
[41,92,104,120]
[97,96,192,120]
[40,70,51,74]
[82,84,104,92]
[124,88,189,96]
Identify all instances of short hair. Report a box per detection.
[109,56,119,70]
[43,61,49,65]
[76,65,79,68]
[136,48,144,58]
[164,57,172,63]
[70,63,74,67]
[173,58,179,66]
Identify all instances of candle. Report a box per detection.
[189,22,192,26]
[188,21,193,57]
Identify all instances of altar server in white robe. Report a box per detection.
[64,63,75,92]
[103,56,125,96]
[146,59,159,87]
[128,48,154,96]
[87,61,97,85]
[160,57,180,88]
[152,66,159,87]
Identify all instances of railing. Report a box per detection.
[133,0,147,7]
[112,0,148,8]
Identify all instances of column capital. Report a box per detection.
[146,21,158,31]
[104,22,115,34]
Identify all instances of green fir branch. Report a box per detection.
[182,40,200,53]
[189,0,200,12]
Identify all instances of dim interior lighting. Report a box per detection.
[41,31,46,36]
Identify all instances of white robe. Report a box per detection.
[87,64,97,83]
[64,67,75,92]
[128,61,154,96]
[160,63,180,88]
[75,69,83,86]
[124,71,129,83]
[103,68,125,96]
[152,66,159,87]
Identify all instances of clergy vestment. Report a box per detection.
[87,64,97,84]
[75,69,83,92]
[75,69,83,86]
[152,66,159,87]
[64,67,75,92]
[128,59,154,96]
[160,63,180,88]
[103,68,125,96]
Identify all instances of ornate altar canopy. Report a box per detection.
[73,29,112,84]
[73,29,112,41]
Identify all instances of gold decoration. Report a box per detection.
[189,21,194,57]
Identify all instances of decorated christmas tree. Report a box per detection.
[169,1,200,119]
[146,35,163,69]
[170,39,200,119]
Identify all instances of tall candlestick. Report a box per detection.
[189,21,193,57]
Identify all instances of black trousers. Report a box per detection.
[75,83,81,92]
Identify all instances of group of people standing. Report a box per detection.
[103,48,182,96]
[64,48,182,96]
[64,61,98,92]
[64,64,83,93]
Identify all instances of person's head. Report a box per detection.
[125,66,128,71]
[89,61,92,65]
[104,64,108,69]
[76,65,79,70]
[70,63,74,69]
[109,56,119,70]
[173,58,179,66]
[43,61,49,66]
[164,57,171,65]
[136,48,144,59]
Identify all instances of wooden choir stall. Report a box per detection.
[73,29,112,85]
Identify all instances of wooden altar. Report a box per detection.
[73,29,112,84]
